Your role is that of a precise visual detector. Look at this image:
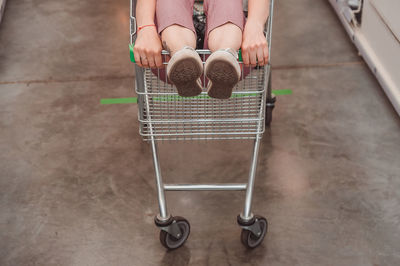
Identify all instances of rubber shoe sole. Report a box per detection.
[167,48,203,97]
[205,50,241,99]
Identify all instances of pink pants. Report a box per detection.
[156,0,245,48]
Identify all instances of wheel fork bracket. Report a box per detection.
[159,221,183,239]
[240,219,262,237]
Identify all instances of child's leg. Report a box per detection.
[156,0,197,54]
[204,0,244,51]
[208,23,242,52]
[155,0,203,97]
[203,0,245,99]
[161,26,196,55]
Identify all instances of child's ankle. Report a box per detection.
[170,46,196,57]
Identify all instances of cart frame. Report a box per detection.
[130,0,275,249]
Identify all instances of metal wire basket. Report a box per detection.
[136,51,269,141]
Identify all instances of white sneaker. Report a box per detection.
[204,48,241,99]
[167,46,203,97]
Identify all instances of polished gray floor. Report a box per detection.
[1,0,400,265]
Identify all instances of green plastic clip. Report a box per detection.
[129,43,136,63]
[238,49,243,62]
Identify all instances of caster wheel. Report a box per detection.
[160,216,190,250]
[241,216,268,249]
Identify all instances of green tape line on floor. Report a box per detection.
[100,97,138,104]
[100,89,292,104]
[272,89,292,95]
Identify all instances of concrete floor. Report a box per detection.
[1,0,400,265]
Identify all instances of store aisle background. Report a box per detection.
[1,0,400,265]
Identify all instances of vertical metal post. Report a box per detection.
[267,0,274,59]
[242,137,261,220]
[241,1,273,219]
[130,0,169,221]
[130,0,136,45]
[144,62,169,220]
[150,139,170,220]
[265,0,274,102]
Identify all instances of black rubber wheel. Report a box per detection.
[241,216,268,249]
[160,216,190,250]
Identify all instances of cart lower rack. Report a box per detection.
[130,0,275,249]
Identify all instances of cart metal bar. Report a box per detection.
[139,117,262,124]
[241,0,274,218]
[164,183,247,191]
[142,53,170,220]
[150,141,169,220]
[129,0,136,45]
[135,91,264,96]
[267,0,274,60]
[265,0,274,102]
[240,0,274,219]
[242,136,261,220]
[134,0,170,220]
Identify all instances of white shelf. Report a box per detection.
[329,0,400,116]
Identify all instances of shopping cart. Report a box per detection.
[129,0,275,249]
